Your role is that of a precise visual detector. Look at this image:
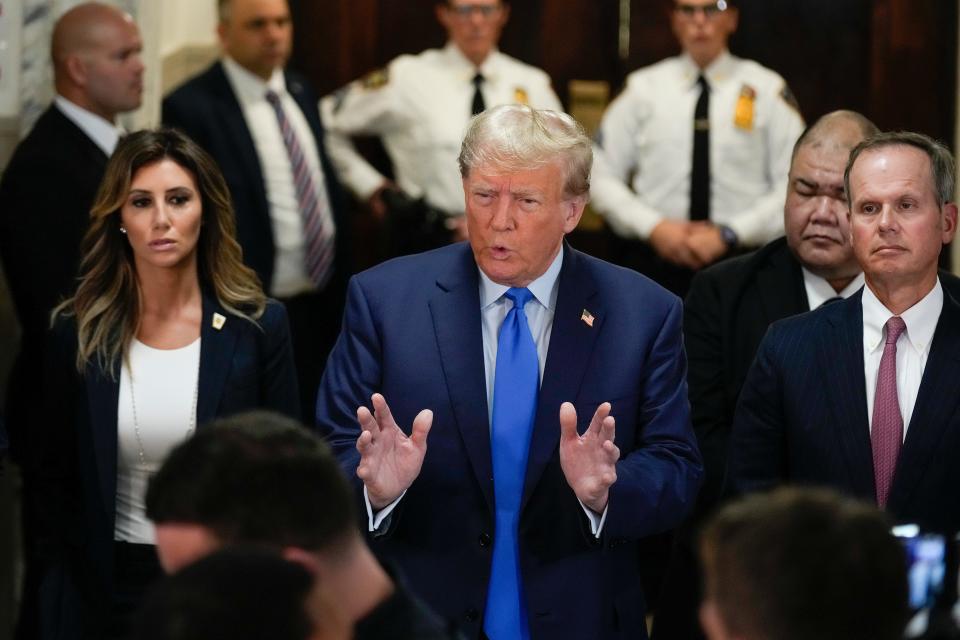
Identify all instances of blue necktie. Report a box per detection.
[485,288,538,640]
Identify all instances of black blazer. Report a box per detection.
[36,296,299,639]
[731,286,960,533]
[162,62,350,294]
[0,105,108,462]
[683,237,808,508]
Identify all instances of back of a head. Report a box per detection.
[133,547,314,640]
[700,487,909,640]
[145,410,356,554]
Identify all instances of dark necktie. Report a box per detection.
[485,288,537,640]
[872,316,907,508]
[472,73,486,116]
[690,75,711,221]
[264,90,336,288]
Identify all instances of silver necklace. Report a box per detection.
[127,343,201,467]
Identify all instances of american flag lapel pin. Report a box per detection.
[581,309,595,327]
[212,313,226,331]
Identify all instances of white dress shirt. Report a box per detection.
[591,50,805,245]
[862,280,943,438]
[222,56,335,297]
[324,43,562,215]
[367,249,608,536]
[802,268,864,309]
[54,95,122,155]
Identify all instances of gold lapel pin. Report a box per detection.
[212,313,226,331]
[581,309,595,327]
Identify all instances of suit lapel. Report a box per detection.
[755,240,809,321]
[429,247,494,511]
[819,293,876,498]
[86,364,120,517]
[522,246,602,509]
[209,63,268,215]
[889,292,960,512]
[196,295,241,427]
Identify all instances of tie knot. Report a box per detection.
[505,287,533,309]
[697,75,710,91]
[884,316,907,344]
[264,90,281,106]
[473,73,485,88]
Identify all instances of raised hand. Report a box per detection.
[558,401,620,513]
[355,393,433,509]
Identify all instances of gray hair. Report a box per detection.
[844,131,955,208]
[458,105,592,201]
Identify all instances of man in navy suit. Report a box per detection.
[731,131,960,533]
[317,105,702,639]
[163,0,349,422]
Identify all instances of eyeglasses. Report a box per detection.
[674,1,729,18]
[447,3,503,18]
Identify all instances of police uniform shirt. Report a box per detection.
[591,50,805,246]
[324,42,562,216]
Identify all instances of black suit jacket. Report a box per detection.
[683,237,808,507]
[36,297,300,639]
[0,105,108,462]
[731,286,960,533]
[162,62,349,294]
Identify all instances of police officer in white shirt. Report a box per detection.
[591,0,805,295]
[323,0,561,254]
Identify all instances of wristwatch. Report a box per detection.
[718,224,738,249]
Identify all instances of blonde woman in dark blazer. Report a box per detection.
[36,128,299,639]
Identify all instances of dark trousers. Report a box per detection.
[280,284,346,424]
[107,542,162,640]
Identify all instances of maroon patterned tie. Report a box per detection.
[265,90,336,288]
[871,316,907,507]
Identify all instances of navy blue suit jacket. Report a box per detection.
[731,286,960,533]
[36,297,299,639]
[162,62,349,293]
[317,243,702,640]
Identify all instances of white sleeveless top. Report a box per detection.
[114,338,201,544]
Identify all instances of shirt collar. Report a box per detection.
[222,56,286,104]
[54,95,121,155]
[862,278,943,354]
[479,247,564,311]
[444,42,501,81]
[680,49,734,87]
[802,268,865,309]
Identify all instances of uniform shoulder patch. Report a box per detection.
[513,86,529,105]
[361,68,389,90]
[779,84,801,115]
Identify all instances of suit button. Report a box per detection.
[479,532,492,548]
[465,608,480,622]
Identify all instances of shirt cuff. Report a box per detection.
[578,499,609,538]
[364,485,406,532]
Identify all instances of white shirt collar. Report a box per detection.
[54,95,121,155]
[479,247,563,311]
[444,42,501,80]
[862,279,943,354]
[802,268,864,309]
[680,49,734,86]
[222,56,286,104]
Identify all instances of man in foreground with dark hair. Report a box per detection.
[699,487,909,640]
[144,410,456,640]
[134,548,334,640]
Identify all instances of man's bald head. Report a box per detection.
[784,110,879,290]
[51,2,144,122]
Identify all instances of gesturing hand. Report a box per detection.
[356,393,433,509]
[558,402,620,513]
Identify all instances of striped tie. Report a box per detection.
[265,90,335,289]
